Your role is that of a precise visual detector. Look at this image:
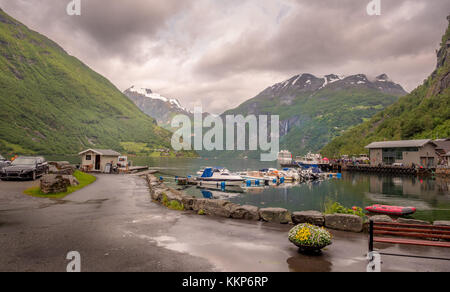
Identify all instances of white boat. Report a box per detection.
[296,152,323,169]
[196,167,244,187]
[278,150,293,165]
[279,168,300,182]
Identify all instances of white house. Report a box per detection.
[79,149,121,172]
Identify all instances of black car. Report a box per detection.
[0,154,10,170]
[0,156,49,181]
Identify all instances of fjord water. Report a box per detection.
[47,156,450,222]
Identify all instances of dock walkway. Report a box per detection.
[343,164,432,176]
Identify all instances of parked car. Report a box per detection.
[0,156,49,181]
[0,154,10,170]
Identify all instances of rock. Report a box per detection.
[193,198,208,212]
[230,205,260,221]
[48,161,75,175]
[48,165,58,174]
[369,215,394,223]
[433,221,450,227]
[259,208,292,224]
[397,218,431,225]
[292,211,325,226]
[40,174,69,194]
[62,175,79,187]
[151,188,169,202]
[147,175,159,184]
[165,190,183,203]
[181,196,197,211]
[203,200,232,218]
[325,214,363,232]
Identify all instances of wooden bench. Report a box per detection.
[369,221,450,260]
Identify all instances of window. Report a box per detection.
[86,155,92,161]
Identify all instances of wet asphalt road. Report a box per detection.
[0,174,449,272]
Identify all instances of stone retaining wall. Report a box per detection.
[145,174,449,233]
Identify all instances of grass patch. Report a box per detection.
[161,193,185,211]
[24,170,96,199]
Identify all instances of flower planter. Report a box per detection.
[288,224,332,252]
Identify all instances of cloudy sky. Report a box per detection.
[0,0,449,113]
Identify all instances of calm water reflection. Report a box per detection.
[46,156,450,222]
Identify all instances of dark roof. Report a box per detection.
[433,139,450,153]
[365,139,434,149]
[79,149,121,156]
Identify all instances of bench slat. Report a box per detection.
[374,222,450,230]
[375,226,450,236]
[374,231,450,240]
[374,237,450,248]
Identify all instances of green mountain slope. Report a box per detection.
[321,16,450,158]
[0,8,172,155]
[221,73,406,158]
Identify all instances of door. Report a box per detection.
[95,155,101,170]
[428,157,435,168]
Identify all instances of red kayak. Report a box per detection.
[365,204,416,216]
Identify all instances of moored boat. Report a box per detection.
[196,167,244,187]
[278,150,293,165]
[296,152,322,169]
[365,204,417,216]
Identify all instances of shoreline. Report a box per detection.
[145,174,450,232]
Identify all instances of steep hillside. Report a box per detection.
[0,8,172,155]
[321,16,450,157]
[223,73,407,157]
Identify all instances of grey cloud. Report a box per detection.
[0,0,448,113]
[194,0,449,80]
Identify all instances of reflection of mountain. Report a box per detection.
[366,175,450,210]
[365,192,431,210]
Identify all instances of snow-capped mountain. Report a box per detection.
[261,73,407,103]
[124,86,193,129]
[222,73,408,156]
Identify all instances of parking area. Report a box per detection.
[0,175,449,272]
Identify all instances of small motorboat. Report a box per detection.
[196,167,244,187]
[365,204,417,216]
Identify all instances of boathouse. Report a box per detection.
[79,149,121,172]
[365,139,438,168]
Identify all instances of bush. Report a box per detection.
[161,194,184,211]
[167,200,184,211]
[288,224,332,250]
[324,200,365,218]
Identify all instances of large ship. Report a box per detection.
[296,152,323,169]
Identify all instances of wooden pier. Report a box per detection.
[343,164,432,176]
